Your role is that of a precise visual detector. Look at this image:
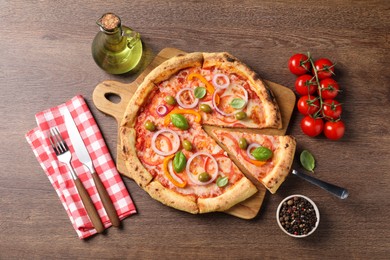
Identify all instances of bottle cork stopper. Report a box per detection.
[99,13,121,31]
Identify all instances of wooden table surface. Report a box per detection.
[1,0,389,259]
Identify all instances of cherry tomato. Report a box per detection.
[295,74,317,96]
[288,53,311,76]
[319,78,340,99]
[324,120,345,140]
[322,99,342,120]
[297,95,320,115]
[301,116,324,137]
[313,58,335,79]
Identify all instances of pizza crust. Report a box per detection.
[145,180,199,214]
[197,177,257,213]
[262,136,296,194]
[120,127,153,188]
[144,177,257,214]
[202,52,282,129]
[121,79,156,129]
[145,52,203,85]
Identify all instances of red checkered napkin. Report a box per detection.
[25,95,136,239]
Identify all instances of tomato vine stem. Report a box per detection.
[307,52,324,119]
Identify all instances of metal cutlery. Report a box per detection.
[49,127,105,233]
[62,108,120,227]
[292,169,349,199]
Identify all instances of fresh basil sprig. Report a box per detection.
[230,98,246,109]
[300,150,315,172]
[194,87,206,99]
[251,147,273,161]
[170,113,189,130]
[173,151,187,173]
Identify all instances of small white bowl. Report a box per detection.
[276,194,320,238]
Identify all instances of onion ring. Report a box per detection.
[246,143,261,160]
[212,73,230,89]
[151,129,180,156]
[186,152,219,185]
[156,104,169,117]
[176,87,199,109]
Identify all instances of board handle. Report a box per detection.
[92,80,135,125]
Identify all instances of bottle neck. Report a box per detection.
[102,27,126,51]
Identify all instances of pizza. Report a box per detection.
[120,52,293,214]
[207,129,296,194]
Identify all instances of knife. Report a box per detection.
[62,107,121,227]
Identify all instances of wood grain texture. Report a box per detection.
[1,0,389,259]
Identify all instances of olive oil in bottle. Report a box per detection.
[92,13,143,74]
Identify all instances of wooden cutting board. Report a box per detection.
[92,48,295,219]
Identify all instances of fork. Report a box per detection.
[49,127,105,233]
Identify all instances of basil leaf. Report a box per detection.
[251,147,273,161]
[216,176,229,187]
[230,98,246,109]
[173,151,187,173]
[170,113,189,130]
[194,87,206,99]
[300,150,315,172]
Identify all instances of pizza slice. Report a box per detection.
[208,128,296,194]
[139,52,282,130]
[200,52,282,129]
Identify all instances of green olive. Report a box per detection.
[198,172,211,182]
[182,140,192,151]
[238,137,248,150]
[144,120,156,131]
[165,95,176,105]
[199,103,212,113]
[235,111,247,120]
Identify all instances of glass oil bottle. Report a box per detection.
[92,13,143,74]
